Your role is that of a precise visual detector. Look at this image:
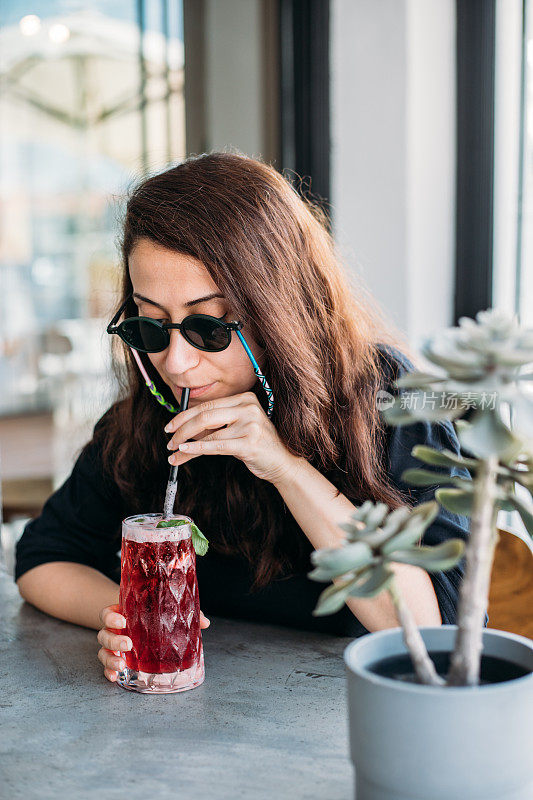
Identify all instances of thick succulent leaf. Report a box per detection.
[395,372,445,389]
[449,476,475,491]
[411,444,477,470]
[454,418,471,435]
[307,565,344,582]
[363,502,390,530]
[436,486,513,516]
[347,564,395,598]
[444,368,488,382]
[495,495,518,512]
[517,371,533,382]
[349,527,396,548]
[410,500,441,523]
[381,502,439,554]
[409,500,439,525]
[340,505,420,549]
[421,338,484,369]
[420,347,487,382]
[338,516,370,538]
[381,524,424,553]
[379,506,413,537]
[310,541,373,575]
[458,409,523,460]
[435,488,473,515]
[338,502,393,543]
[381,505,438,554]
[506,469,533,491]
[505,494,533,537]
[337,521,362,536]
[401,468,456,487]
[381,403,421,426]
[349,501,374,522]
[493,350,533,367]
[312,579,354,616]
[384,390,467,423]
[388,540,465,571]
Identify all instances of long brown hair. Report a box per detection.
[89,151,419,590]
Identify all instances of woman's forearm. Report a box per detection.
[16,562,120,631]
[273,456,442,631]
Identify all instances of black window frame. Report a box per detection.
[454,0,497,324]
[278,0,331,223]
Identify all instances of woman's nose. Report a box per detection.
[163,329,201,373]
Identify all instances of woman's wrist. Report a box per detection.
[271,453,306,491]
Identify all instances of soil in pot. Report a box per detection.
[367,651,531,685]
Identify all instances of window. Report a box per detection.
[0,1,184,418]
[493,0,533,541]
[493,0,532,322]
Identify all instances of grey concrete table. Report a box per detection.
[0,566,354,800]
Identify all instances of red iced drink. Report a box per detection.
[114,513,205,693]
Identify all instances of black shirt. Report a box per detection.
[14,344,489,636]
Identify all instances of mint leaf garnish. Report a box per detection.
[191,523,209,556]
[156,518,209,556]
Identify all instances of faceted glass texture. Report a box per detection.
[114,513,205,693]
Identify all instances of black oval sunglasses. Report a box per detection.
[106,293,243,353]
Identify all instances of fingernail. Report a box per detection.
[167,441,174,450]
[121,640,130,650]
[164,424,172,432]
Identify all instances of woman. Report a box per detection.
[14,152,484,684]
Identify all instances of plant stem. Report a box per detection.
[387,582,446,686]
[446,455,499,686]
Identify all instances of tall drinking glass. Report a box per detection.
[113,513,205,693]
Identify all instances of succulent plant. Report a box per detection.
[310,500,465,685]
[386,310,533,435]
[309,309,533,687]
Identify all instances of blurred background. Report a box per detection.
[0,1,532,579]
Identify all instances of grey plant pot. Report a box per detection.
[344,625,533,800]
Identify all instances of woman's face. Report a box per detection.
[128,238,265,407]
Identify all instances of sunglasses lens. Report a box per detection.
[120,319,168,352]
[183,318,230,351]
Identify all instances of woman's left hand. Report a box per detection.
[164,391,298,485]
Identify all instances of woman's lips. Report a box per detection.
[177,382,217,398]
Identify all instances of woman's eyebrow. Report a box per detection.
[133,292,225,310]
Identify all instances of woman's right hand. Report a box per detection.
[97,603,211,682]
